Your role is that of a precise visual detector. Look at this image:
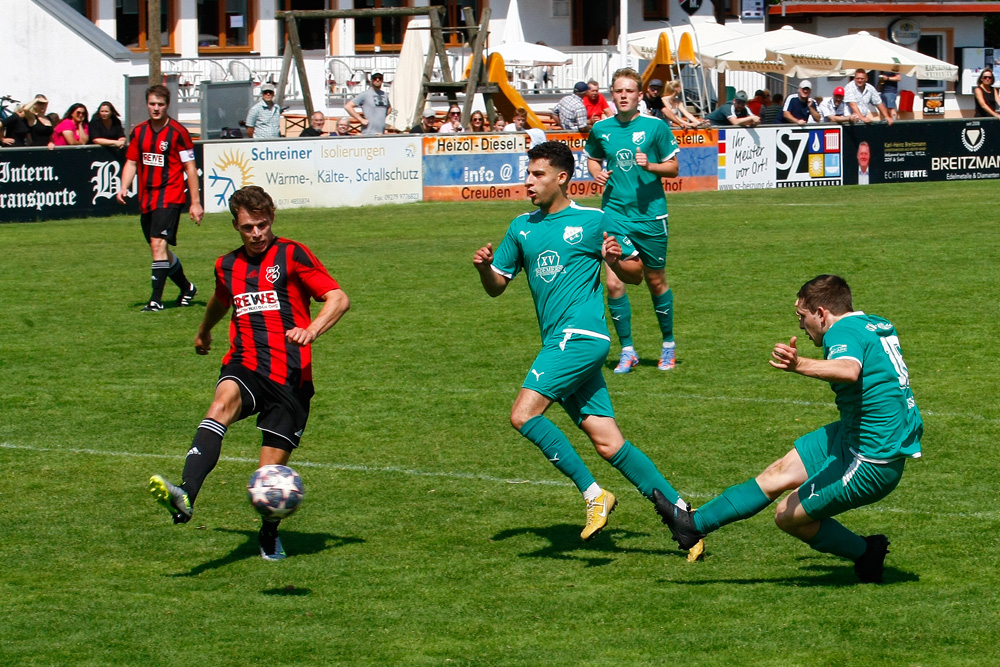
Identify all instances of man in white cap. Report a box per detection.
[818,87,852,123]
[245,83,282,139]
[554,81,590,131]
[782,80,821,125]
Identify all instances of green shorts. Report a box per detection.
[521,330,614,425]
[617,217,668,270]
[795,421,905,520]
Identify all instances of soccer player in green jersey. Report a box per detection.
[585,68,680,373]
[654,275,923,583]
[474,141,698,546]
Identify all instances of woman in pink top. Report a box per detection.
[53,103,90,146]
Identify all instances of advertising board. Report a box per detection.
[717,126,842,190]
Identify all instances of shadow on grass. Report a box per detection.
[604,355,683,372]
[663,562,919,587]
[492,523,683,567]
[170,527,364,577]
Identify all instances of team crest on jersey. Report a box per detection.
[615,149,635,171]
[159,140,169,152]
[563,226,583,245]
[265,265,280,284]
[632,131,646,145]
[534,250,564,283]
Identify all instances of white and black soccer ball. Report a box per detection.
[247,464,304,519]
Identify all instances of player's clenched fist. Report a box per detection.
[473,242,494,269]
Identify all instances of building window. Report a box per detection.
[917,34,945,89]
[354,0,407,54]
[553,0,570,19]
[643,0,669,21]
[281,0,328,52]
[429,0,481,46]
[116,0,177,54]
[197,0,254,52]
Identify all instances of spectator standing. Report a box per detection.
[1,102,33,147]
[583,80,613,124]
[245,83,282,138]
[707,91,760,127]
[876,71,901,121]
[761,94,784,124]
[818,87,851,123]
[27,95,55,148]
[638,78,666,120]
[554,81,590,131]
[747,89,769,116]
[973,69,1000,118]
[409,108,438,133]
[115,84,203,312]
[844,69,893,126]
[53,104,89,146]
[783,81,821,125]
[89,101,126,148]
[300,111,328,137]
[345,72,390,135]
[437,105,464,133]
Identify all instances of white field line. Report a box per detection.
[2,442,993,519]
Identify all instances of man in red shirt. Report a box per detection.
[582,79,613,125]
[117,84,204,312]
[149,186,350,560]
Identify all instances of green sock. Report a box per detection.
[519,415,596,493]
[692,478,772,533]
[652,289,674,342]
[608,440,681,504]
[607,294,633,348]
[805,518,867,560]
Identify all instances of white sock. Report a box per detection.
[622,345,635,354]
[662,341,676,350]
[582,483,602,501]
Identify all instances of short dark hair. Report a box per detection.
[527,141,575,179]
[797,274,853,315]
[229,186,276,220]
[146,84,171,105]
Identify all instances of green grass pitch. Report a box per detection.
[1,181,998,665]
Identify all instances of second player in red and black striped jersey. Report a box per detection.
[213,237,340,387]
[125,117,196,213]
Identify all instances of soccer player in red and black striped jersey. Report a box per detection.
[117,84,204,312]
[149,186,349,560]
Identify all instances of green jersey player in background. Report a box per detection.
[654,275,923,582]
[585,68,680,373]
[473,141,701,556]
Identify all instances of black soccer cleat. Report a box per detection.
[141,301,165,312]
[259,523,286,561]
[652,488,706,551]
[178,282,198,307]
[854,534,890,584]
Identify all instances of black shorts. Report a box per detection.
[218,363,314,452]
[141,206,182,246]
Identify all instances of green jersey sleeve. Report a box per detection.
[491,217,526,280]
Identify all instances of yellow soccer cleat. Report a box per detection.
[686,538,706,562]
[581,489,618,541]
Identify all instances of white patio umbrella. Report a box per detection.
[767,31,958,81]
[491,0,571,67]
[700,25,827,76]
[627,19,743,61]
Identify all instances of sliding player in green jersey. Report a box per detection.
[474,141,700,553]
[585,68,680,373]
[654,275,923,582]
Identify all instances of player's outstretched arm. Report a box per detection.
[770,336,861,383]
[286,288,350,347]
[194,294,231,355]
[116,160,137,204]
[602,232,642,284]
[473,242,509,297]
